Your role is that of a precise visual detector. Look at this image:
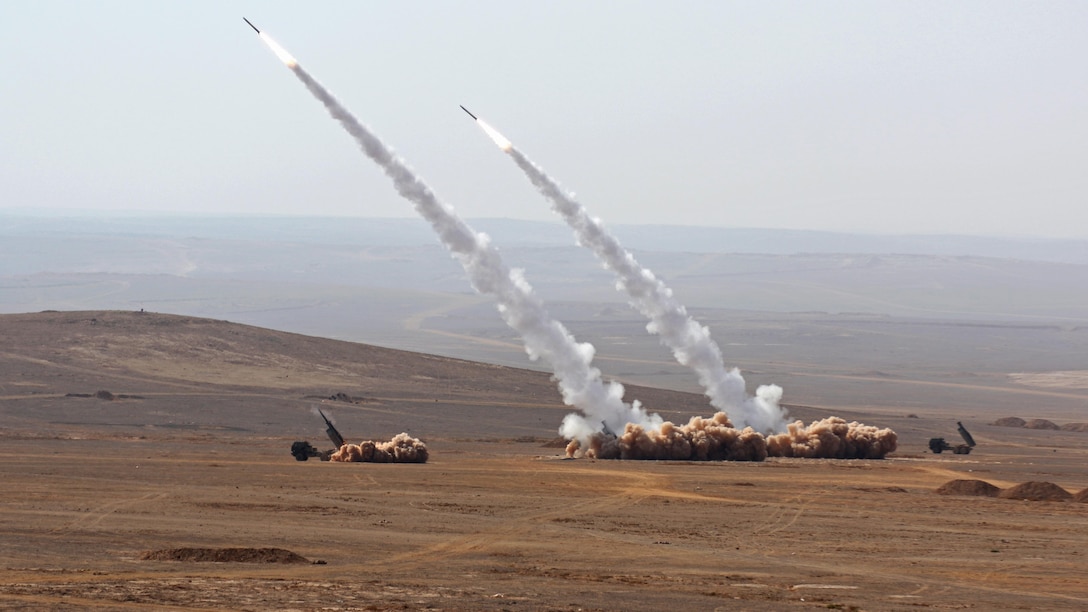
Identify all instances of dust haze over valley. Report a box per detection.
[4,214,1088,419]
[5,2,1088,606]
[3,216,1088,609]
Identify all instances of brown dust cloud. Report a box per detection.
[330,433,429,463]
[568,414,897,461]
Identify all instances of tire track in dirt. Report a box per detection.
[791,370,1088,401]
[0,592,215,611]
[773,553,1088,607]
[0,351,220,393]
[0,393,69,401]
[912,463,1018,489]
[383,468,667,571]
[52,492,168,534]
[748,496,815,537]
[382,465,833,572]
[368,395,561,410]
[756,277,1088,323]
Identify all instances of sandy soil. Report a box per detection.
[1009,370,1088,390]
[2,437,1087,611]
[2,311,1087,610]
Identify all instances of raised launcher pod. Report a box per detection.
[956,421,977,447]
[929,421,976,455]
[319,409,345,449]
[290,410,347,461]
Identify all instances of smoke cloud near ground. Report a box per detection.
[262,50,660,443]
[255,38,896,459]
[330,433,430,463]
[766,417,898,459]
[568,411,767,461]
[567,413,897,461]
[475,119,787,433]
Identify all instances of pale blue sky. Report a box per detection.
[2,1,1086,237]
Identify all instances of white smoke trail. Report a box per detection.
[255,36,659,440]
[471,117,787,433]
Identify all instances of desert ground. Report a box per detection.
[2,311,1087,610]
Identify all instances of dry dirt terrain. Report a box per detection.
[2,311,1087,610]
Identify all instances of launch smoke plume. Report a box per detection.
[765,417,898,459]
[568,411,767,461]
[254,34,660,441]
[331,433,430,463]
[469,116,787,433]
[567,413,897,461]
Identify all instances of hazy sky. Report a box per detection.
[3,1,1086,237]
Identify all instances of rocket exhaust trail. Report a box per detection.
[248,30,659,441]
[464,110,787,433]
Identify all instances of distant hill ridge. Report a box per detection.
[4,213,1088,263]
[0,310,566,398]
[0,310,736,439]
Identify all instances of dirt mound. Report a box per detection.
[141,547,310,564]
[998,481,1072,502]
[1074,488,1088,503]
[327,392,372,404]
[66,391,144,400]
[936,479,1001,497]
[1024,419,1060,430]
[989,417,1081,431]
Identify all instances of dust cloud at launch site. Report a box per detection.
[567,415,897,461]
[466,111,787,435]
[253,27,662,446]
[766,417,899,460]
[252,24,898,459]
[331,433,429,464]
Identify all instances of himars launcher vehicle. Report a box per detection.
[929,421,977,454]
[290,409,346,461]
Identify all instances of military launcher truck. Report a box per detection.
[928,421,977,454]
[290,409,346,461]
